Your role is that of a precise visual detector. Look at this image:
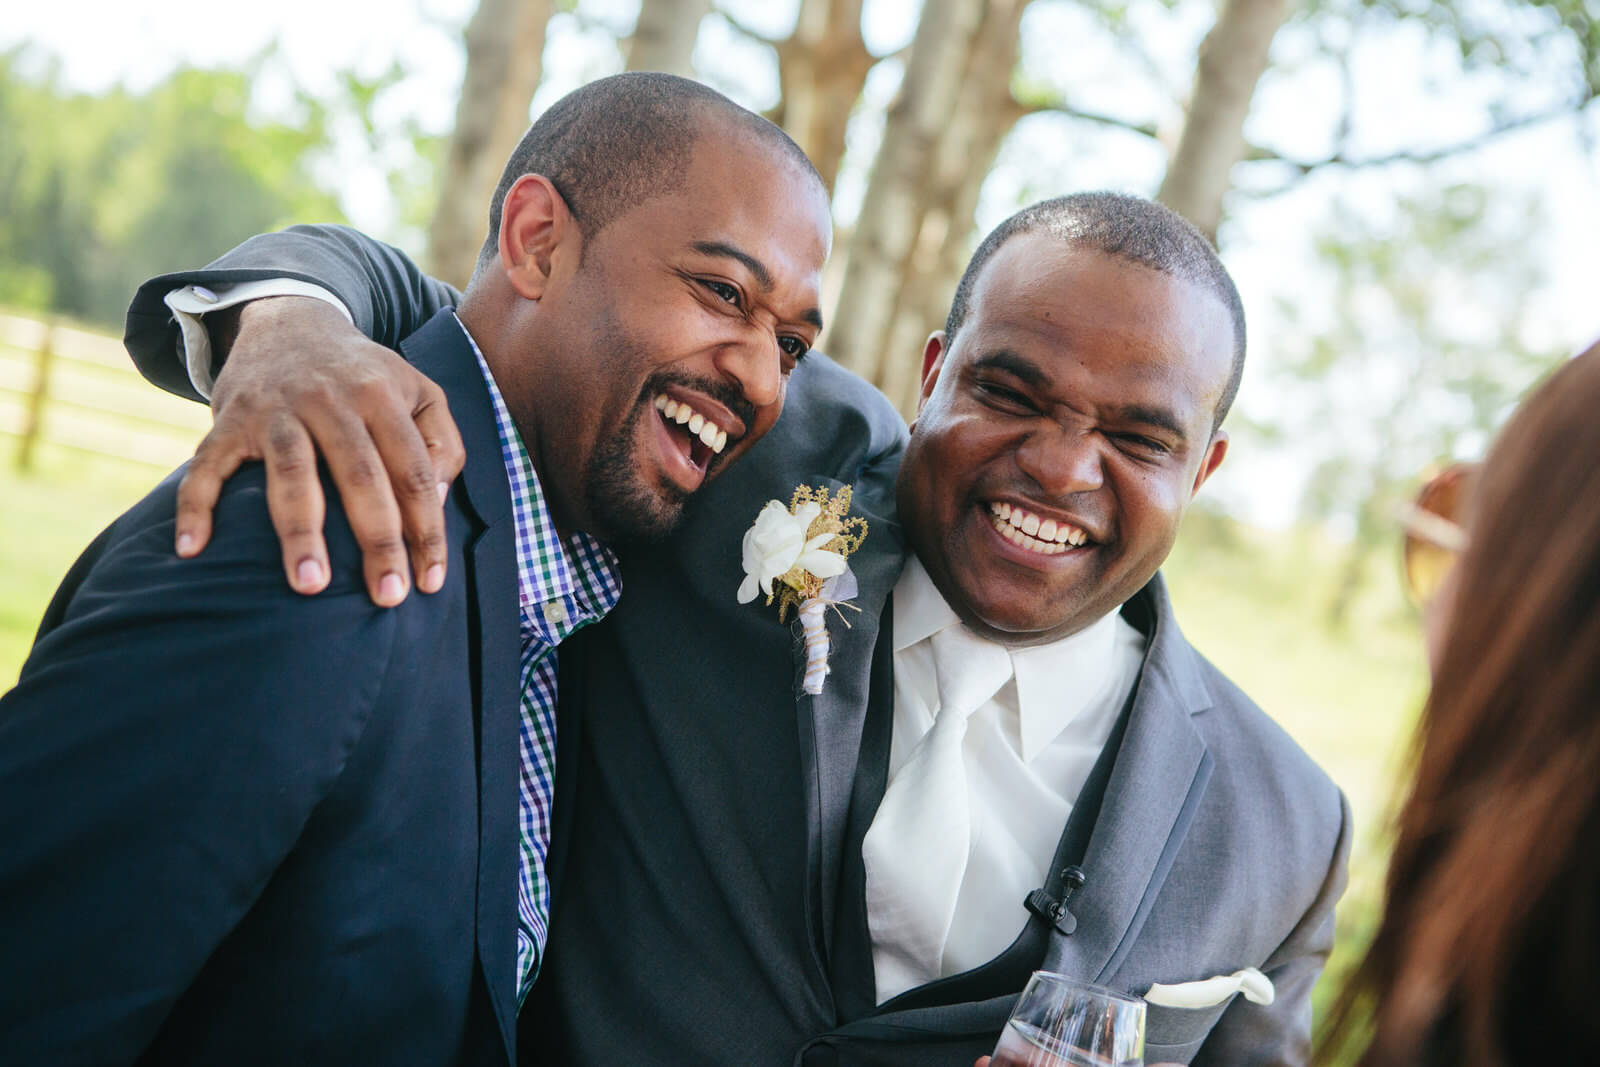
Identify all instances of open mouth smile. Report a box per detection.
[656,393,731,455]
[986,500,1093,555]
[650,391,740,489]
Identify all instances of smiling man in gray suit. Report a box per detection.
[122,193,1348,1065]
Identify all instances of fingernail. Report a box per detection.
[422,564,445,593]
[437,481,450,504]
[176,533,195,557]
[379,573,406,604]
[296,558,325,589]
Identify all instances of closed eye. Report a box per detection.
[1114,433,1172,457]
[977,381,1035,411]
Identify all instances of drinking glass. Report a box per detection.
[991,971,1146,1067]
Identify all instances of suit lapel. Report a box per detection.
[827,603,898,1019]
[792,490,906,981]
[402,312,520,1062]
[1041,574,1215,985]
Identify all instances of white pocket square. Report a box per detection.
[1143,967,1274,1009]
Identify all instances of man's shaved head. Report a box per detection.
[945,192,1247,431]
[477,72,822,270]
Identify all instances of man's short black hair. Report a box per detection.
[476,72,821,270]
[944,192,1247,432]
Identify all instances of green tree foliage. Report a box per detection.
[1263,183,1564,626]
[0,47,344,328]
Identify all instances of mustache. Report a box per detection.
[641,370,758,433]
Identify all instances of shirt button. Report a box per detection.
[542,600,568,625]
[190,285,219,303]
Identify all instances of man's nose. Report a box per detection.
[713,334,784,410]
[1014,425,1105,497]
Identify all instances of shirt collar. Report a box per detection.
[891,554,1137,761]
[1010,609,1131,761]
[454,313,620,622]
[892,556,962,652]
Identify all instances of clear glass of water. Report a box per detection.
[991,970,1146,1067]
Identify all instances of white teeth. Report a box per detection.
[655,393,730,453]
[987,502,1090,555]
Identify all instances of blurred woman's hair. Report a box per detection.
[1320,341,1600,1066]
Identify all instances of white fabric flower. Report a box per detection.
[737,500,848,604]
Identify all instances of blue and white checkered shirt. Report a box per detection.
[457,314,622,1005]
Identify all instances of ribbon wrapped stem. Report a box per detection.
[799,597,831,695]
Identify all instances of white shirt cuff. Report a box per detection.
[163,279,353,399]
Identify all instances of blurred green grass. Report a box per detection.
[0,437,175,682]
[0,430,1416,1060]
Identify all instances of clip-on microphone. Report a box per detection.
[1025,864,1086,937]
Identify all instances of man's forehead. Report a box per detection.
[673,168,831,279]
[962,238,1232,383]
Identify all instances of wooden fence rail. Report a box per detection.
[0,311,210,471]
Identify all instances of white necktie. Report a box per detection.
[862,626,1014,1003]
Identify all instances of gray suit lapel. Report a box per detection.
[792,483,905,959]
[1043,574,1216,986]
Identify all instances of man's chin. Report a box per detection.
[955,583,1105,646]
[589,481,688,545]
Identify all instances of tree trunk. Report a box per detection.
[773,0,876,195]
[426,0,553,288]
[625,0,713,76]
[879,0,1029,414]
[1156,0,1291,243]
[824,0,988,382]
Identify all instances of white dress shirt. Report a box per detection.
[870,557,1145,1001]
[164,279,349,396]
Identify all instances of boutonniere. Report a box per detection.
[737,485,869,695]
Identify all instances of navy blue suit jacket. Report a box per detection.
[0,311,523,1066]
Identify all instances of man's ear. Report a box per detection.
[1190,429,1229,496]
[916,331,949,414]
[497,174,577,301]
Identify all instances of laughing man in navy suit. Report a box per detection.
[0,74,835,1065]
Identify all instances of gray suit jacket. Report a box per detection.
[801,577,1350,1065]
[124,226,1348,1065]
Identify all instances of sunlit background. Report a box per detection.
[3,0,1597,1050]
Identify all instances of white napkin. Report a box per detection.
[1144,967,1274,1009]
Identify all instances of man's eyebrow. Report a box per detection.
[691,240,824,331]
[692,240,772,290]
[975,350,1190,443]
[1114,403,1188,444]
[972,349,1049,387]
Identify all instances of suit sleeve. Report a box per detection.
[0,467,398,1063]
[124,224,462,402]
[1190,789,1353,1067]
